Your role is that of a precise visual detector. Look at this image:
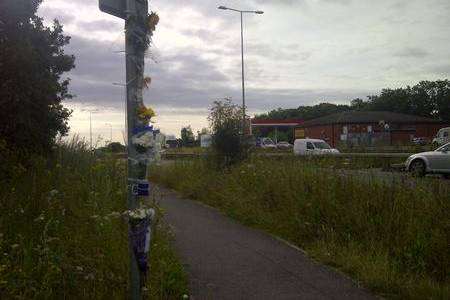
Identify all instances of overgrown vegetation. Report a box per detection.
[150,158,449,299]
[209,98,251,167]
[0,140,188,299]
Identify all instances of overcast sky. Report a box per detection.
[38,0,450,142]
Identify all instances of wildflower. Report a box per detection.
[108,212,121,219]
[49,189,59,197]
[76,266,83,272]
[90,215,99,220]
[182,294,189,299]
[46,237,59,243]
[11,244,19,250]
[34,214,45,222]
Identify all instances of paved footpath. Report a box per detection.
[157,186,377,300]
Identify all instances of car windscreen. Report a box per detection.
[264,139,274,145]
[313,142,331,149]
[436,143,450,152]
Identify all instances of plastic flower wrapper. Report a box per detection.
[124,208,155,274]
[132,131,154,151]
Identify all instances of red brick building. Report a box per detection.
[295,111,449,147]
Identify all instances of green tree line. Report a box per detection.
[255,80,450,122]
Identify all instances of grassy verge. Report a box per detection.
[0,140,188,299]
[149,157,449,299]
[251,154,406,171]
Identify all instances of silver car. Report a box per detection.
[405,142,450,178]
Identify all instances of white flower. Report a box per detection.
[34,214,45,222]
[76,266,83,272]
[124,208,155,220]
[108,212,121,219]
[11,244,19,249]
[49,189,58,197]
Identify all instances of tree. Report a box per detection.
[350,98,368,110]
[255,102,351,121]
[105,142,126,153]
[351,80,450,122]
[180,125,195,147]
[0,0,75,154]
[255,80,450,123]
[208,98,249,167]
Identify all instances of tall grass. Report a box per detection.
[0,139,188,299]
[150,157,449,299]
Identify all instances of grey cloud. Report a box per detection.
[77,19,122,32]
[38,6,76,24]
[64,35,368,114]
[246,41,311,61]
[428,64,450,76]
[394,47,428,58]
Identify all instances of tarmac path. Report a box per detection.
[156,186,377,300]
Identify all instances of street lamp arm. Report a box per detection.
[218,6,263,14]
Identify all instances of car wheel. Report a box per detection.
[409,160,426,177]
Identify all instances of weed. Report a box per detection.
[149,157,449,299]
[0,139,188,299]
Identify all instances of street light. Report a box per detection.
[218,5,264,134]
[81,108,100,150]
[105,123,113,144]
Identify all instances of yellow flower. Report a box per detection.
[137,105,156,121]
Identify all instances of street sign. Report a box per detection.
[99,0,126,19]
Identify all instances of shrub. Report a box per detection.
[208,98,251,167]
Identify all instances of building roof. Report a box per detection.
[302,111,443,126]
[251,119,304,127]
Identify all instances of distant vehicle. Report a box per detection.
[276,141,293,149]
[293,139,339,155]
[200,134,212,148]
[432,127,450,146]
[165,139,179,148]
[405,142,450,178]
[257,137,277,149]
[411,137,428,145]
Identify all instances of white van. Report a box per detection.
[293,139,339,155]
[432,127,450,146]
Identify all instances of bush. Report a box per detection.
[208,99,251,167]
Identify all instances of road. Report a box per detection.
[156,186,376,300]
